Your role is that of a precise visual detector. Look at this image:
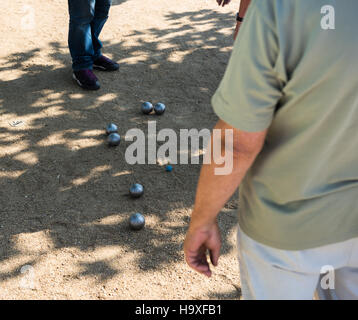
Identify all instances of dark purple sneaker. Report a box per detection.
[93,55,119,71]
[72,69,100,90]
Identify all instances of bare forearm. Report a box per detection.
[239,0,251,17]
[190,121,262,227]
[191,154,251,227]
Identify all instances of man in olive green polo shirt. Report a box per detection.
[184,0,358,299]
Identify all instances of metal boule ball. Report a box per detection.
[105,123,118,135]
[141,102,153,115]
[129,183,144,198]
[154,103,166,115]
[129,213,145,231]
[107,133,121,147]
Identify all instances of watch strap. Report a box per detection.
[236,13,244,22]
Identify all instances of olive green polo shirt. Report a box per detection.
[212,0,358,250]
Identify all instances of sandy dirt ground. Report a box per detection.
[0,0,242,299]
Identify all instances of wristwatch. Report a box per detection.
[236,12,244,22]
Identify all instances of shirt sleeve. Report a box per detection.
[212,0,283,132]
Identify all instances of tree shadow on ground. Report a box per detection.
[208,285,242,300]
[0,8,239,296]
[111,0,130,5]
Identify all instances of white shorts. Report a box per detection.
[237,226,358,300]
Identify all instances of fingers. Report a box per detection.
[185,247,212,277]
[184,223,221,277]
[208,232,221,267]
[189,259,212,277]
[209,248,220,267]
[184,234,213,277]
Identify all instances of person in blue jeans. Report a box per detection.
[68,0,119,90]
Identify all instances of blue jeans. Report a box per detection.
[68,0,112,71]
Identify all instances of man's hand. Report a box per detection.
[217,0,231,7]
[184,221,221,277]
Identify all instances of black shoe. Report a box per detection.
[73,69,100,90]
[93,55,119,71]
